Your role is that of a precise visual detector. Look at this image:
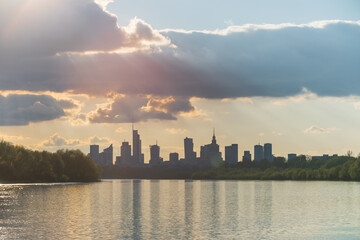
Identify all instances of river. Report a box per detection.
[0,180,359,239]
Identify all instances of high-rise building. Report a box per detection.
[132,127,142,165]
[89,145,100,164]
[169,152,179,162]
[254,144,264,162]
[149,143,163,165]
[225,144,238,164]
[100,144,113,166]
[243,151,251,163]
[264,143,273,162]
[184,137,196,162]
[288,153,297,162]
[121,141,132,165]
[200,129,223,168]
[115,156,121,166]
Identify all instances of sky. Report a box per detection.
[0,0,360,162]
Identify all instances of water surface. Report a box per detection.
[0,180,359,239]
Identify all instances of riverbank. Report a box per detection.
[0,141,101,183]
[102,156,360,181]
[192,156,360,181]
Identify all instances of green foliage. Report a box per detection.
[0,140,101,183]
[192,155,360,181]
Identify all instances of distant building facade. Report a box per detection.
[184,137,196,163]
[89,144,113,166]
[243,151,251,163]
[225,144,238,164]
[149,143,163,166]
[132,128,143,165]
[100,144,113,166]
[264,143,273,162]
[115,141,132,166]
[254,144,264,162]
[169,152,179,162]
[200,130,223,168]
[89,145,100,164]
[288,153,297,162]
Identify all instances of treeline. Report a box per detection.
[0,141,101,183]
[192,155,360,181]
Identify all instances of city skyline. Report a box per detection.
[88,127,338,166]
[0,0,359,159]
[1,1,360,239]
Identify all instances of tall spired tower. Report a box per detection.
[212,128,216,145]
[200,129,223,168]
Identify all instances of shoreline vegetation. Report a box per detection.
[0,141,101,183]
[103,155,360,181]
[1,140,360,183]
[193,155,360,181]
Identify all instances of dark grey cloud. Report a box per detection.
[88,95,194,123]
[1,0,359,124]
[1,20,359,99]
[58,99,78,109]
[0,94,72,125]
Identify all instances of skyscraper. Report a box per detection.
[121,141,132,165]
[254,144,264,162]
[149,142,162,165]
[184,137,196,163]
[243,151,251,163]
[264,143,273,162]
[225,144,238,164]
[200,129,223,168]
[100,144,113,166]
[89,145,100,164]
[132,127,142,165]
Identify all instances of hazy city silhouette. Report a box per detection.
[89,127,337,169]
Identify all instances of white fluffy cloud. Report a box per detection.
[0,0,169,57]
[42,133,80,147]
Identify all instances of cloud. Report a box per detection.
[115,127,128,133]
[94,0,114,9]
[0,0,169,58]
[89,136,111,144]
[166,128,187,134]
[0,133,28,142]
[88,95,195,123]
[0,0,359,124]
[68,113,88,126]
[40,134,115,148]
[57,99,79,109]
[304,125,335,134]
[0,94,72,126]
[42,133,80,147]
[1,18,358,100]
